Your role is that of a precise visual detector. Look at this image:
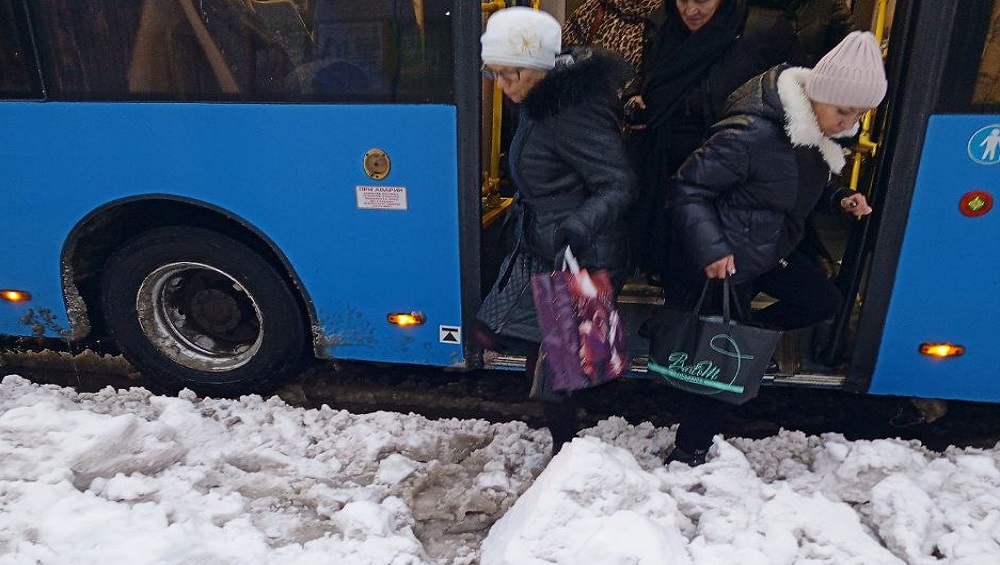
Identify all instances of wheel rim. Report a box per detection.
[136,262,264,372]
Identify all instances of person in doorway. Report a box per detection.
[624,0,794,282]
[751,0,858,303]
[474,7,637,455]
[752,0,854,67]
[562,0,663,71]
[662,31,885,465]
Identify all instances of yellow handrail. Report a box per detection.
[481,1,505,14]
[849,0,889,190]
[480,1,541,227]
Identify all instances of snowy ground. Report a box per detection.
[1,373,999,564]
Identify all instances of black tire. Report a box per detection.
[100,226,307,397]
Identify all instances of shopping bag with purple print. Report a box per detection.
[531,247,627,394]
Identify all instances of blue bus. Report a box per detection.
[1,0,999,403]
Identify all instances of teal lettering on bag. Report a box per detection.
[666,352,722,380]
[647,333,755,394]
[647,359,745,392]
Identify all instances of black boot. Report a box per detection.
[543,398,579,456]
[664,446,708,467]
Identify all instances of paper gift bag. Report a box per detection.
[531,248,627,394]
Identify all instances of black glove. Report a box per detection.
[555,226,588,254]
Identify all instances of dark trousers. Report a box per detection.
[753,249,842,331]
[666,277,754,454]
[671,249,842,454]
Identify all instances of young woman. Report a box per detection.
[663,31,886,465]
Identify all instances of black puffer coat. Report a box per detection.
[512,46,638,272]
[666,64,855,283]
[750,0,853,66]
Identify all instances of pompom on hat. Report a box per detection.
[806,31,888,109]
[481,7,561,70]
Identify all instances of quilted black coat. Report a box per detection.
[666,64,855,283]
[510,46,638,274]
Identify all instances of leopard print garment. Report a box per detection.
[563,0,663,70]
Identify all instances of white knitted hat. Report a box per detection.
[481,7,561,70]
[806,31,887,109]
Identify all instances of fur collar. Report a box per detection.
[521,47,632,121]
[776,67,858,173]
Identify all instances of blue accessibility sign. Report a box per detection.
[968,124,1000,165]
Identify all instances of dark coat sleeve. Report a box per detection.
[821,183,855,212]
[667,127,753,269]
[545,100,638,249]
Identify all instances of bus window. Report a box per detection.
[22,0,453,103]
[973,0,1000,105]
[0,0,41,99]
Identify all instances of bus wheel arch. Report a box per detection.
[99,225,309,396]
[63,198,322,394]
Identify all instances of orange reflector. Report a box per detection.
[919,343,965,358]
[387,311,425,327]
[0,289,31,303]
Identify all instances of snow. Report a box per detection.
[2,374,1000,564]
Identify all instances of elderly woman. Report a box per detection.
[474,7,637,455]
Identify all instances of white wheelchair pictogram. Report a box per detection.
[968,125,1000,165]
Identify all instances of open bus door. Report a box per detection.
[762,0,1000,404]
[475,0,1000,408]
[473,0,892,383]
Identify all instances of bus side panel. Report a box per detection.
[0,102,464,367]
[870,115,1000,401]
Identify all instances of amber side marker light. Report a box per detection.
[919,343,965,358]
[0,289,31,303]
[387,311,425,327]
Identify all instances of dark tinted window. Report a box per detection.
[0,0,41,99]
[936,0,1000,112]
[973,0,1000,105]
[18,0,454,103]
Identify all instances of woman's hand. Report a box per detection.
[840,193,873,217]
[704,254,736,279]
[624,95,647,130]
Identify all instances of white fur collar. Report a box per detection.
[776,67,858,174]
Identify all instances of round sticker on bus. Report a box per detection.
[967,125,1000,165]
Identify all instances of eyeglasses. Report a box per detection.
[481,64,521,82]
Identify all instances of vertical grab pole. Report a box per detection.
[480,1,510,226]
[480,0,541,226]
[849,0,889,189]
[822,0,892,367]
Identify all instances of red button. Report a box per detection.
[960,190,993,217]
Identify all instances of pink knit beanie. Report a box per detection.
[806,31,887,109]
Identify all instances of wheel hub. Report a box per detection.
[135,262,264,372]
[189,288,240,334]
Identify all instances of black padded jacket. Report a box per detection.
[510,46,638,272]
[666,64,855,282]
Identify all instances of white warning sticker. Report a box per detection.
[356,185,408,210]
[439,325,461,344]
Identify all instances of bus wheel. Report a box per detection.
[100,226,307,397]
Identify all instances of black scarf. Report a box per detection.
[641,0,747,129]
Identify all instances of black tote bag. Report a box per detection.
[646,279,782,405]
